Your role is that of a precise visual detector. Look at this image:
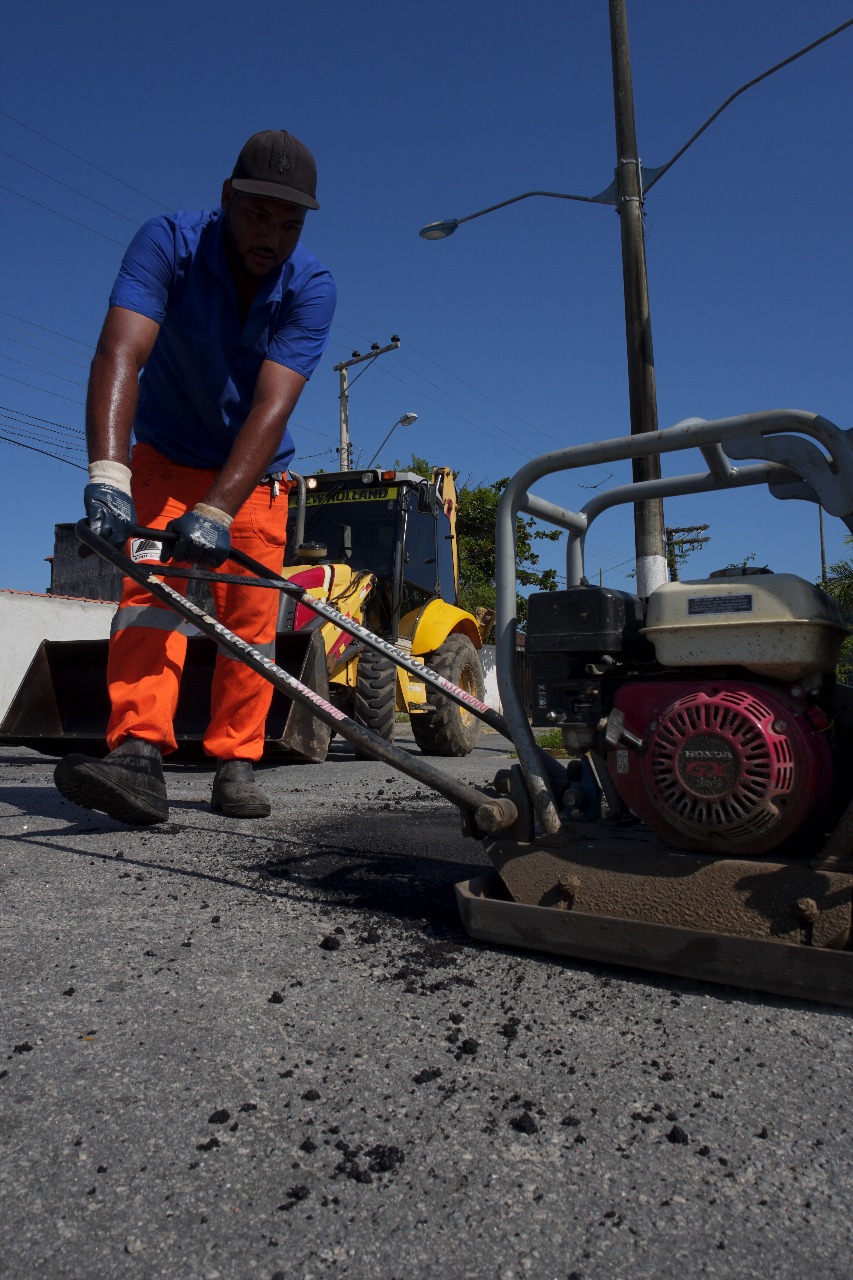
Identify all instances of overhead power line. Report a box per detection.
[0,432,85,469]
[375,361,528,459]
[0,147,140,223]
[0,407,84,445]
[0,409,83,443]
[326,332,558,464]
[0,309,91,350]
[0,372,84,403]
[0,331,89,367]
[394,351,567,448]
[0,109,171,210]
[336,302,559,443]
[0,420,85,454]
[0,352,87,386]
[0,113,571,470]
[0,182,127,246]
[332,308,613,484]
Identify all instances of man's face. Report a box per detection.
[221,181,306,279]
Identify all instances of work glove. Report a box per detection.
[83,460,136,547]
[164,503,233,567]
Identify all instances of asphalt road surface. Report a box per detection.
[2,727,852,1279]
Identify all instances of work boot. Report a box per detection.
[54,738,168,825]
[210,760,271,819]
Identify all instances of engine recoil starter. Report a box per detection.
[608,680,831,856]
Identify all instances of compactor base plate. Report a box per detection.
[456,854,853,1007]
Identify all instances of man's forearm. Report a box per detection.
[201,407,289,518]
[200,360,307,518]
[85,347,141,465]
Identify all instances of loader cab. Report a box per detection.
[284,468,458,638]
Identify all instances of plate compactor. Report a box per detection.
[68,410,853,1007]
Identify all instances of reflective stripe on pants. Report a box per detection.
[106,442,288,760]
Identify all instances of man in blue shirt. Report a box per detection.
[54,129,337,825]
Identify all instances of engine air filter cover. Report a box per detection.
[609,681,832,855]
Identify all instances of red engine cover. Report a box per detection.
[608,680,831,855]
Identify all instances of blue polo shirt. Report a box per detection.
[108,209,336,472]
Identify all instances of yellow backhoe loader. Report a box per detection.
[279,465,489,759]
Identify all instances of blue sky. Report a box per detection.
[1,0,851,595]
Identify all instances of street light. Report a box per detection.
[418,5,852,595]
[420,177,666,587]
[365,412,418,469]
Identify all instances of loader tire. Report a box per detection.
[353,647,396,759]
[410,632,484,757]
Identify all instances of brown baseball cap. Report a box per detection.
[230,130,320,210]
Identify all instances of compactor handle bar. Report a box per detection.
[75,520,521,835]
[129,525,513,739]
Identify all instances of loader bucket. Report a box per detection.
[0,629,331,763]
[0,639,112,757]
[263,629,332,762]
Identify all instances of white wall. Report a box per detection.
[479,643,501,713]
[0,591,114,723]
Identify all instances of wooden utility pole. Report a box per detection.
[609,0,667,595]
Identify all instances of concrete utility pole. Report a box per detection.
[609,0,667,595]
[333,337,400,471]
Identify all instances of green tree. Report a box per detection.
[821,535,853,681]
[403,455,560,631]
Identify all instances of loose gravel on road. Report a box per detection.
[2,730,852,1279]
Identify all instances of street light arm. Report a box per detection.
[644,16,853,194]
[419,187,616,239]
[456,188,615,220]
[365,413,418,469]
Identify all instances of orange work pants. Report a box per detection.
[106,442,288,760]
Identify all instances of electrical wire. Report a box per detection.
[0,432,85,468]
[0,352,87,386]
[0,372,83,403]
[0,420,85,455]
[0,298,576,483]
[0,422,83,452]
[374,361,529,459]
[0,125,585,479]
[325,336,533,456]
[333,308,556,445]
[0,210,599,477]
[332,308,613,480]
[334,303,549,439]
[0,182,127,246]
[0,308,91,350]
[0,147,141,223]
[345,354,380,389]
[0,110,171,210]
[0,413,84,447]
[0,331,90,367]
[0,403,83,430]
